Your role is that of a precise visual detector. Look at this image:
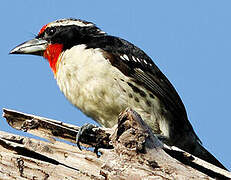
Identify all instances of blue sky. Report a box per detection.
[1,1,230,169]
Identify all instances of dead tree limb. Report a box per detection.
[1,108,231,179]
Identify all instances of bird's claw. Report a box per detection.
[76,123,98,151]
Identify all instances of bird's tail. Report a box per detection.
[185,141,227,170]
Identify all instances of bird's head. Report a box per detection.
[10,18,106,74]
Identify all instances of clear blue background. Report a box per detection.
[0,0,230,169]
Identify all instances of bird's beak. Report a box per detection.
[10,38,48,56]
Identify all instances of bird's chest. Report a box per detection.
[55,46,130,127]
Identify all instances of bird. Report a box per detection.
[10,18,226,169]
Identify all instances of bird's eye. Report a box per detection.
[47,27,56,36]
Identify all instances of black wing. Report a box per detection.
[87,36,196,134]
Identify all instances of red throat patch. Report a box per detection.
[43,44,63,75]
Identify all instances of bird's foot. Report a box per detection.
[76,123,113,157]
[76,123,103,157]
[76,123,97,150]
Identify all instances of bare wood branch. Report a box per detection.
[2,108,231,179]
[3,108,78,143]
[3,108,112,149]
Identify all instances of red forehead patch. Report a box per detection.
[38,24,48,36]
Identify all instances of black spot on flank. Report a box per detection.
[146,100,152,107]
[139,90,146,97]
[122,89,126,93]
[120,79,125,82]
[127,82,146,97]
[135,97,140,102]
[127,82,139,93]
[149,93,155,99]
[128,93,133,98]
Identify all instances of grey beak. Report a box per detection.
[10,38,48,56]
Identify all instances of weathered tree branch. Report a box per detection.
[1,108,231,179]
[3,108,112,150]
